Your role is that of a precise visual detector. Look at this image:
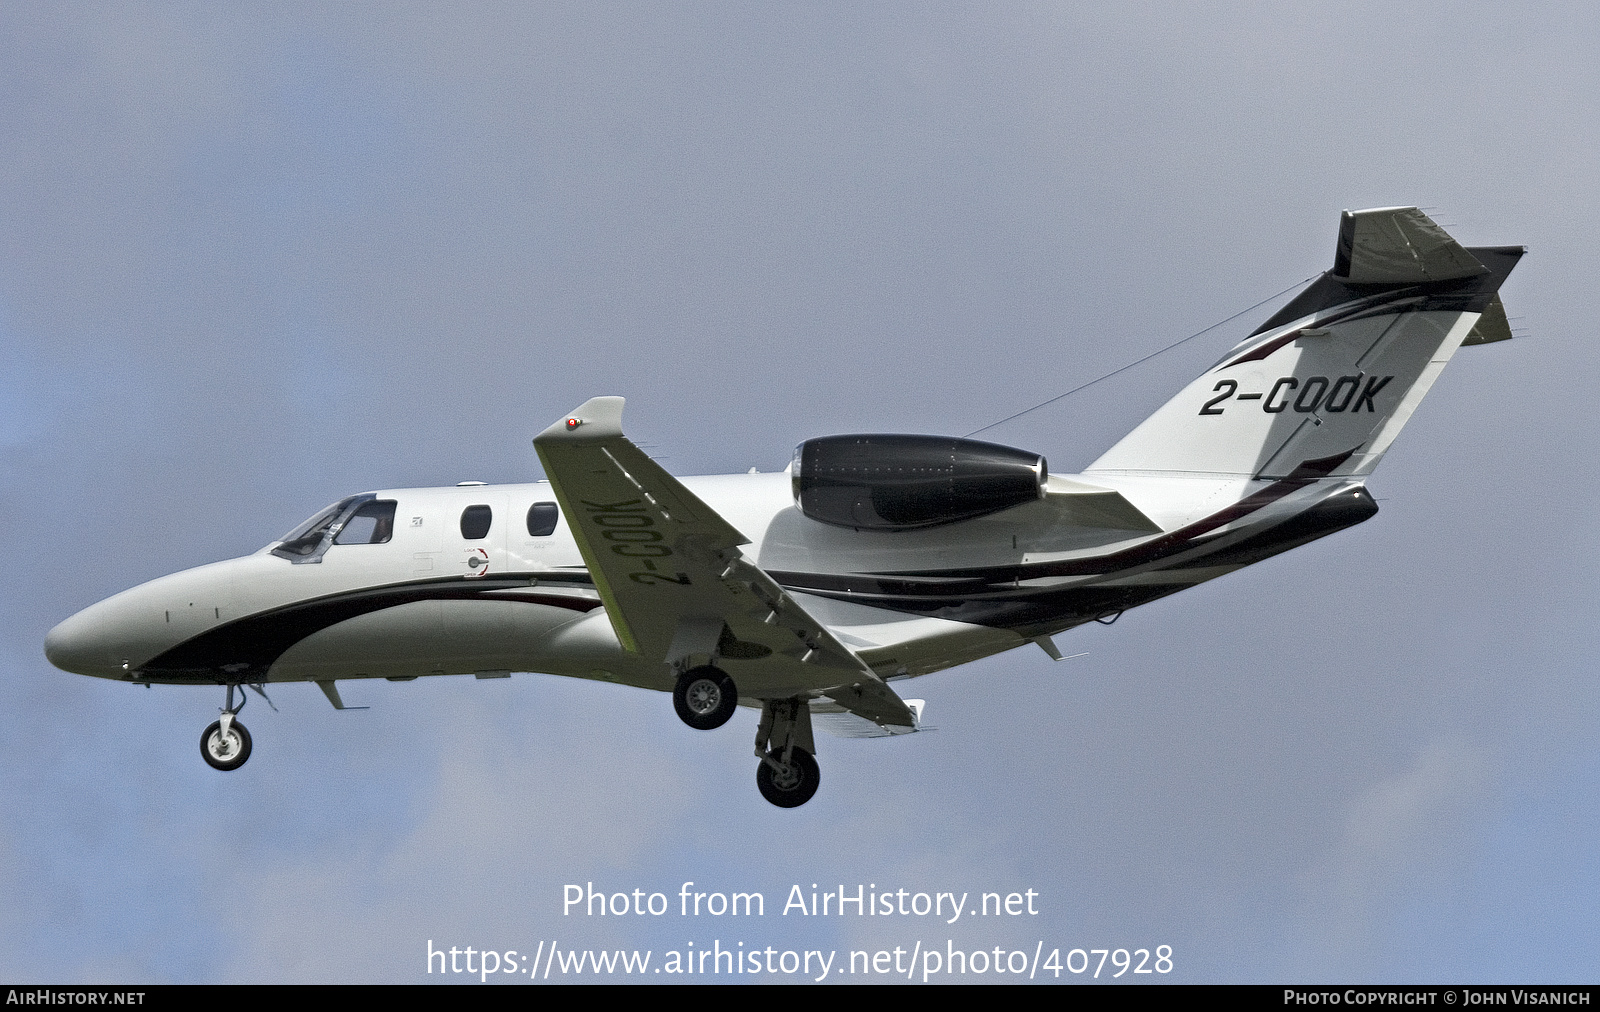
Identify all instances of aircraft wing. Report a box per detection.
[533,397,916,728]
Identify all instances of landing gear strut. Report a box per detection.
[201,684,253,771]
[673,665,738,730]
[754,698,820,808]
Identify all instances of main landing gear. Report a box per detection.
[754,698,819,808]
[200,683,270,771]
[756,746,819,808]
[670,667,823,808]
[673,665,738,730]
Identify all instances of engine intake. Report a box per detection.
[792,434,1047,531]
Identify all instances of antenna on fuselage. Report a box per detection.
[965,274,1317,438]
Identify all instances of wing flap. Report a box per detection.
[813,698,926,738]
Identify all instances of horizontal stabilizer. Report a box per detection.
[1334,206,1487,283]
[1045,477,1161,532]
[1463,294,1513,346]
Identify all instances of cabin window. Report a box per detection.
[527,502,559,537]
[460,505,493,540]
[334,500,397,545]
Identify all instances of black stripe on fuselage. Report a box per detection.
[136,465,1375,681]
[767,463,1377,633]
[136,575,600,682]
[770,452,1356,591]
[775,485,1377,633]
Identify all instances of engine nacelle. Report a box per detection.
[792,434,1047,531]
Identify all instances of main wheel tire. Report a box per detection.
[673,666,738,730]
[756,747,820,808]
[201,719,252,771]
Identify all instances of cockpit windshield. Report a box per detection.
[334,500,397,545]
[272,494,375,563]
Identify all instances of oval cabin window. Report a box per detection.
[460,505,493,540]
[526,502,559,537]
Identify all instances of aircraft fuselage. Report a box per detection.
[45,467,1371,693]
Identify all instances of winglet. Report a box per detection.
[535,396,626,443]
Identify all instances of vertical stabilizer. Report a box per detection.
[1086,208,1522,480]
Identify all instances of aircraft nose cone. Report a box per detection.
[45,559,240,680]
[44,607,124,678]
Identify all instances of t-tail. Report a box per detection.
[1086,207,1524,480]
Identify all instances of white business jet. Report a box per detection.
[45,208,1523,807]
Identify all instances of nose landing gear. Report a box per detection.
[200,683,269,771]
[201,717,251,771]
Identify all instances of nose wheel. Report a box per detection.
[201,718,252,770]
[200,683,261,771]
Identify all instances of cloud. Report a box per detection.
[1288,739,1490,979]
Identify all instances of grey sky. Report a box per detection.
[2,2,1596,982]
